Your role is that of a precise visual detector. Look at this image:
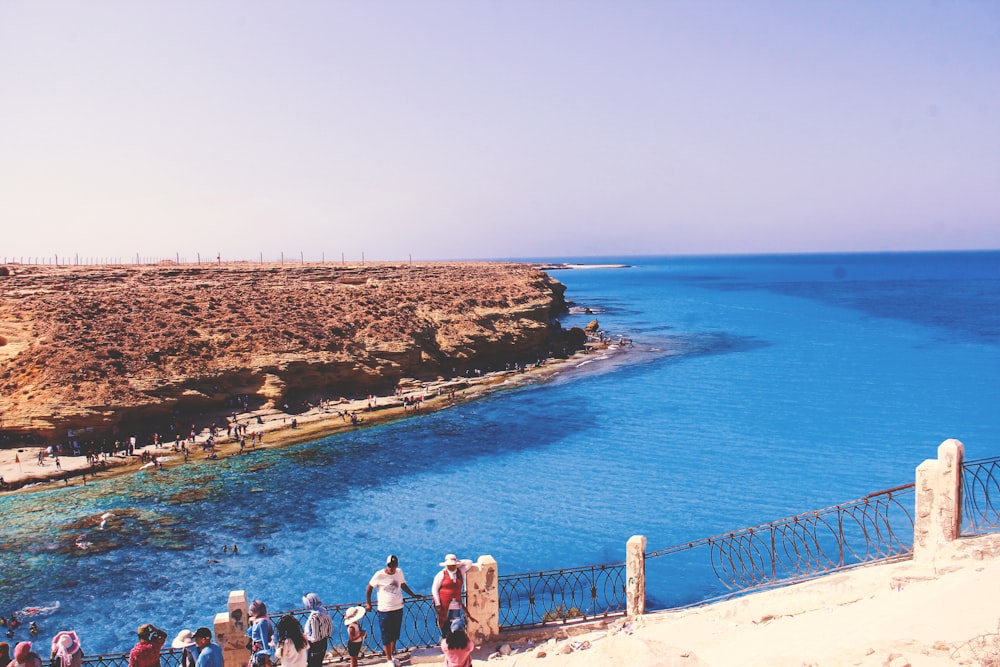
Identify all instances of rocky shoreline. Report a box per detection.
[0,261,589,449]
[0,343,627,493]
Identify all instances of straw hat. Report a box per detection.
[171,630,196,649]
[343,606,365,626]
[440,554,461,567]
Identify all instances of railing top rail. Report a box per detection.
[647,483,915,558]
[963,455,1000,466]
[497,561,625,580]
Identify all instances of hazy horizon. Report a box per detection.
[2,2,998,261]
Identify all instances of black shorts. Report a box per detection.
[377,609,403,644]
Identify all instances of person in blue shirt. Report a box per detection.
[192,628,222,667]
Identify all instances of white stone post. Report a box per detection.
[465,555,499,646]
[626,535,647,617]
[219,590,250,667]
[914,439,965,562]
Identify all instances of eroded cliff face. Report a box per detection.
[0,262,583,441]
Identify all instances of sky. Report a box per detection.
[1,1,998,262]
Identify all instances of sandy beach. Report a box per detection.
[0,348,614,492]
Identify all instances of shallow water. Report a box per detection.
[1,251,997,653]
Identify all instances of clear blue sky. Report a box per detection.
[1,1,998,261]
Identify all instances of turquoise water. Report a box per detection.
[1,251,998,653]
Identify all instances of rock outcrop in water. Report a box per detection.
[0,262,584,443]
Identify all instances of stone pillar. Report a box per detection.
[465,555,499,646]
[914,439,964,562]
[626,535,646,617]
[218,590,250,667]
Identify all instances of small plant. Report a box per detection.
[952,620,1000,665]
[541,605,585,623]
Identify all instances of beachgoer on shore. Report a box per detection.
[343,607,366,667]
[272,616,307,667]
[365,554,420,667]
[0,642,11,667]
[128,624,166,667]
[300,594,332,667]
[431,554,477,637]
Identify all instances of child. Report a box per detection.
[441,618,473,667]
[342,606,366,667]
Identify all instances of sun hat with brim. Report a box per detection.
[53,632,80,655]
[171,630,196,649]
[440,554,461,567]
[13,642,32,662]
[343,606,365,626]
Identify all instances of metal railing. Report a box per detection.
[962,455,1000,535]
[78,483,920,663]
[646,483,916,607]
[497,562,627,629]
[82,647,186,667]
[269,597,440,660]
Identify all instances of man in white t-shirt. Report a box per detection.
[365,554,421,667]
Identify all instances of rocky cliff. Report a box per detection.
[0,262,584,443]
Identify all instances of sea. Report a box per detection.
[1,251,998,654]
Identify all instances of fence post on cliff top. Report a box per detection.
[465,555,499,646]
[219,590,250,667]
[626,535,646,617]
[914,439,965,562]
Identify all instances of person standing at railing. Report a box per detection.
[365,554,421,667]
[431,554,477,637]
[246,600,275,665]
[272,616,307,667]
[299,594,332,667]
[8,641,42,667]
[170,630,197,667]
[128,624,166,667]
[342,607,366,667]
[192,628,221,667]
[50,631,83,667]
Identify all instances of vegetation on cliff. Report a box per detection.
[0,262,584,443]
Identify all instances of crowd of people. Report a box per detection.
[2,552,478,667]
[242,551,478,667]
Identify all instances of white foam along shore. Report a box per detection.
[0,342,640,492]
[536,262,632,270]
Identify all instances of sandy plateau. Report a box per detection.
[0,261,586,441]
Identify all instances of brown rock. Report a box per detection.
[0,262,581,443]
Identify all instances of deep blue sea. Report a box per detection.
[1,251,998,654]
